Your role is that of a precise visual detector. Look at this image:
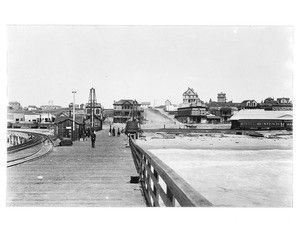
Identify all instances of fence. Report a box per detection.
[129,137,212,207]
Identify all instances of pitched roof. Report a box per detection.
[241,100,257,104]
[141,102,151,105]
[54,115,85,124]
[113,99,140,105]
[182,87,198,96]
[229,109,293,121]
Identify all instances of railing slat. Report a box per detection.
[129,137,212,207]
[144,164,173,207]
[167,186,175,206]
[144,175,160,207]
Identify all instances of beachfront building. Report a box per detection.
[175,101,207,124]
[182,87,201,104]
[229,109,293,130]
[113,99,142,123]
[175,88,207,123]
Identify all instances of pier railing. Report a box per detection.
[129,137,213,207]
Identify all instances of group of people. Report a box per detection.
[87,126,124,149]
[109,126,121,137]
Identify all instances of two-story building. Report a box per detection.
[239,100,258,109]
[260,97,292,111]
[175,102,207,123]
[175,88,207,123]
[113,99,142,123]
[182,87,201,104]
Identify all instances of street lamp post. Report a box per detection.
[72,91,77,141]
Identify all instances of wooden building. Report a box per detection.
[260,97,293,111]
[175,102,207,124]
[239,100,258,110]
[113,99,142,123]
[182,87,201,104]
[229,109,293,130]
[54,115,85,140]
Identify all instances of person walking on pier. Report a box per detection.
[91,131,96,148]
[109,126,112,137]
[112,127,116,137]
[117,128,120,137]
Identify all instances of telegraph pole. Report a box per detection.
[72,91,77,141]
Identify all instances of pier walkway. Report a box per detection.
[6,130,146,207]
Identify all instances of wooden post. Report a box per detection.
[166,186,175,206]
[153,169,159,206]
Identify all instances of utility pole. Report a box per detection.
[72,91,77,141]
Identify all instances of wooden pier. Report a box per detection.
[6,130,146,207]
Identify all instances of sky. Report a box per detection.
[7,25,293,109]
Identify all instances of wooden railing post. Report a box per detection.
[129,136,212,207]
[166,186,175,207]
[146,159,152,206]
[153,169,159,206]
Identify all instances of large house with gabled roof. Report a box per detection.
[175,88,207,124]
[113,99,143,123]
[182,87,201,104]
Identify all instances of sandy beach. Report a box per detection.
[136,131,293,207]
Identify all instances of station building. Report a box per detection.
[54,114,85,140]
[229,109,293,130]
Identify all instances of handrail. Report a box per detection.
[129,136,212,207]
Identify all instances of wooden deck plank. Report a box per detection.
[6,130,146,207]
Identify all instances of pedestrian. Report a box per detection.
[117,128,120,136]
[91,131,96,148]
[109,126,112,137]
[112,127,116,137]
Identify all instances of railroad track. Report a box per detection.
[7,131,53,168]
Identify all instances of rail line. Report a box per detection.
[7,131,53,168]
